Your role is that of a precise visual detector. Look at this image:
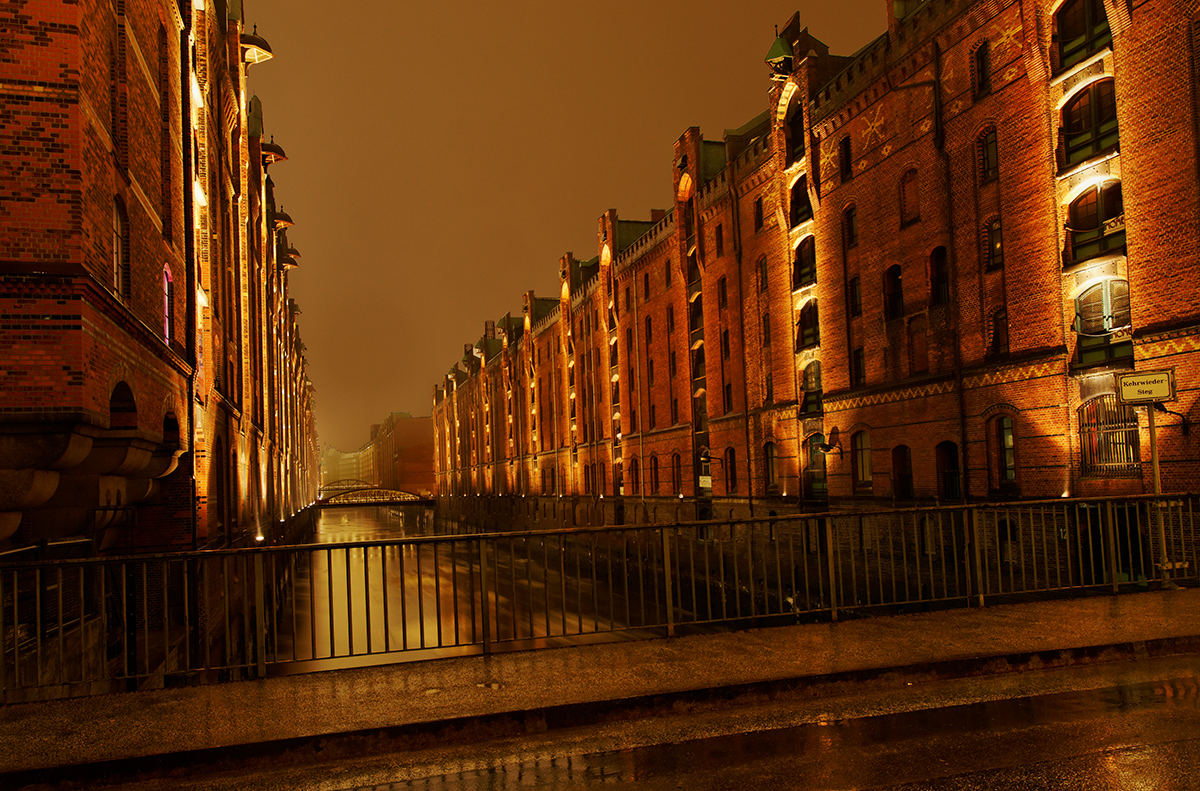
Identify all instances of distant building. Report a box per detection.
[434,0,1200,525]
[321,413,434,497]
[0,0,318,552]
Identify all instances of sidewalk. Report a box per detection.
[3,589,1199,784]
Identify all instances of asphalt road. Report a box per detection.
[87,653,1200,790]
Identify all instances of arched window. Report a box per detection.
[935,441,961,500]
[1075,279,1131,364]
[1079,394,1140,477]
[900,169,920,226]
[973,42,991,98]
[1056,0,1111,72]
[162,267,174,343]
[758,255,769,292]
[790,176,812,227]
[112,198,130,298]
[892,445,913,499]
[848,276,862,316]
[1066,180,1124,263]
[800,361,822,415]
[984,217,1004,269]
[644,316,652,346]
[930,247,949,305]
[764,442,779,493]
[805,434,827,498]
[672,453,682,495]
[795,301,819,351]
[109,382,137,430]
[786,105,806,165]
[762,312,771,347]
[650,456,660,494]
[844,205,858,248]
[852,431,872,494]
[717,276,727,310]
[725,447,737,493]
[629,458,640,495]
[908,316,928,373]
[1062,79,1118,166]
[884,265,904,320]
[792,236,816,289]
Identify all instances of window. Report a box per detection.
[754,196,764,231]
[648,357,655,385]
[723,382,733,414]
[839,136,853,182]
[989,309,1009,356]
[1075,279,1132,364]
[852,431,872,493]
[671,397,679,424]
[629,458,640,495]
[1062,79,1118,166]
[643,272,650,301]
[717,276,727,310]
[848,276,862,316]
[645,316,652,346]
[792,236,816,290]
[786,106,805,165]
[1056,0,1111,72]
[985,217,1004,269]
[667,305,675,334]
[796,301,819,350]
[930,247,950,305]
[884,265,904,320]
[725,448,737,493]
[665,259,672,287]
[112,198,129,298]
[721,329,730,360]
[908,315,928,373]
[715,224,724,257]
[762,312,771,346]
[1079,394,1139,477]
[650,456,660,494]
[900,169,920,225]
[669,349,677,378]
[892,445,914,499]
[162,267,174,343]
[805,434,827,497]
[624,287,631,314]
[758,256,769,292]
[672,453,682,495]
[764,373,774,404]
[995,416,1016,485]
[980,129,998,181]
[790,176,812,227]
[936,441,961,499]
[844,206,858,248]
[851,347,866,386]
[973,41,991,97]
[764,442,778,492]
[650,402,657,428]
[1066,180,1124,263]
[801,361,822,415]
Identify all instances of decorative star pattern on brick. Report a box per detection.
[861,106,886,148]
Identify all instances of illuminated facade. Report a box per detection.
[435,0,1200,524]
[0,0,319,552]
[319,413,435,496]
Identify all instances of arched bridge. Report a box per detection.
[318,480,433,507]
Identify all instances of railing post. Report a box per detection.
[1106,500,1119,594]
[479,539,491,655]
[254,554,266,677]
[825,518,838,623]
[971,507,985,608]
[661,527,674,637]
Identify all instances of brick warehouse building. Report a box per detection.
[0,0,318,553]
[435,0,1200,527]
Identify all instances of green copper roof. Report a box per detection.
[765,35,793,64]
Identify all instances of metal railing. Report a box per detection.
[2,493,1195,702]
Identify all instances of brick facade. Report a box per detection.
[435,0,1200,527]
[0,0,319,552]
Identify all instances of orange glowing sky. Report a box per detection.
[246,0,887,451]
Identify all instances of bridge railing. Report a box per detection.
[2,493,1195,702]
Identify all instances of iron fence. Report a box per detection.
[2,493,1195,702]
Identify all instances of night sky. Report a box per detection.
[246,1,887,452]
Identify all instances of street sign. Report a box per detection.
[1117,369,1176,404]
